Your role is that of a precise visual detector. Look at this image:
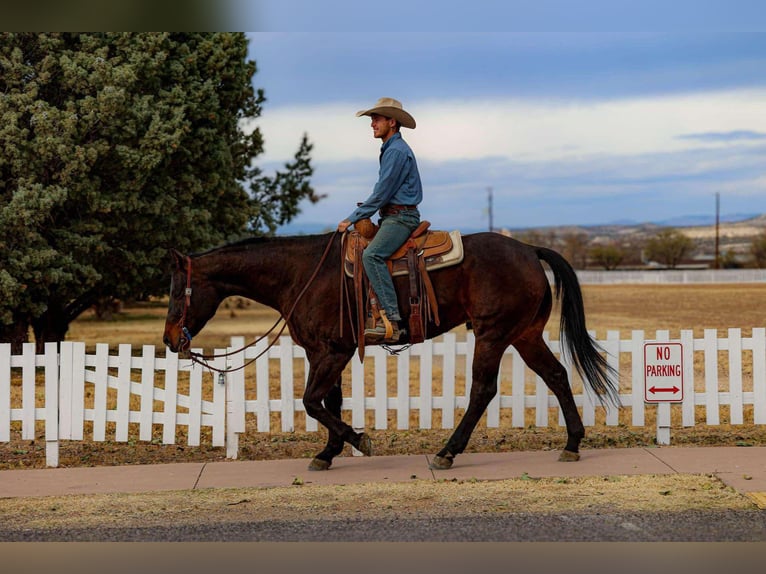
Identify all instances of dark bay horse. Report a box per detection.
[163,232,618,471]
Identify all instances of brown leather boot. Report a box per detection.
[364,319,400,344]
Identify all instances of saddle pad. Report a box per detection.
[344,230,464,278]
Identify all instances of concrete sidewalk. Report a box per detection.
[1,446,765,507]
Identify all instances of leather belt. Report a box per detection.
[381,204,417,216]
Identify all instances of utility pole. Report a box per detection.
[714,192,720,269]
[487,187,494,232]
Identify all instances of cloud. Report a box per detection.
[272,137,766,231]
[249,88,766,166]
[677,130,766,142]
[251,88,766,230]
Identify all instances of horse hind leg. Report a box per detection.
[431,340,505,470]
[515,337,584,461]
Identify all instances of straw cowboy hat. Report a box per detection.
[356,97,416,129]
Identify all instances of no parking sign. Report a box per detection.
[644,342,684,403]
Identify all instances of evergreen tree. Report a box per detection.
[0,33,319,350]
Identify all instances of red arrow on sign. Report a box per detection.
[649,386,680,394]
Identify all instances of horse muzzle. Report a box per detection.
[163,324,193,354]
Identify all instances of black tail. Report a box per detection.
[536,247,621,407]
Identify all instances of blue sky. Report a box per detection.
[238,9,766,233]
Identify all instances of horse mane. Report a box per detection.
[192,233,333,257]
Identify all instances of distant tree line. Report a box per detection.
[514,227,766,271]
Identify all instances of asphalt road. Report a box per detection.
[3,509,765,542]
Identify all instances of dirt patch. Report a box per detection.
[0,474,754,532]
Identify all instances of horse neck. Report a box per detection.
[198,235,337,314]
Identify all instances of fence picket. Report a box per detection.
[187,352,203,446]
[58,342,73,439]
[729,328,744,425]
[93,343,110,442]
[418,339,433,429]
[212,351,227,447]
[396,347,410,430]
[754,328,766,424]
[605,331,620,426]
[115,344,132,442]
[0,344,10,442]
[162,348,179,444]
[279,335,295,432]
[441,333,457,429]
[44,342,59,467]
[535,334,550,427]
[227,337,246,435]
[511,348,525,428]
[22,343,36,440]
[350,353,365,430]
[139,345,155,442]
[681,330,696,426]
[704,329,721,425]
[254,338,271,432]
[630,330,645,426]
[373,346,388,429]
[71,342,86,441]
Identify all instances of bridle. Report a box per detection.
[174,231,340,374]
[176,255,194,351]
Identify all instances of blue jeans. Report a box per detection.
[362,208,420,322]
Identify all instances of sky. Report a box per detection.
[238,6,766,234]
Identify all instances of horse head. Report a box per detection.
[162,249,221,354]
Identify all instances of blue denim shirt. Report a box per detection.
[346,132,423,223]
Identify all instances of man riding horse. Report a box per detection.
[337,97,422,344]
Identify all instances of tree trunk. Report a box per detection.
[0,314,31,354]
[32,293,98,352]
[32,307,70,353]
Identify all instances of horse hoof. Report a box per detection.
[429,454,454,470]
[558,450,580,462]
[308,458,331,471]
[356,433,373,457]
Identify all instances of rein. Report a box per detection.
[179,231,340,375]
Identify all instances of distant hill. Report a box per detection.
[651,212,762,227]
[503,213,766,258]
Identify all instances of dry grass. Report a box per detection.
[0,474,752,531]
[2,284,766,470]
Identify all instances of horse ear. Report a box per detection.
[169,249,187,271]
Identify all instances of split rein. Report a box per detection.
[178,231,340,376]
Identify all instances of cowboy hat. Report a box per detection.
[356,97,416,129]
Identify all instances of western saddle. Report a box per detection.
[342,218,463,360]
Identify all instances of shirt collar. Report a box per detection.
[380,131,402,152]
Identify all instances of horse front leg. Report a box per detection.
[303,352,370,471]
[308,378,345,470]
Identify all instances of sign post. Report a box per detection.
[644,342,684,445]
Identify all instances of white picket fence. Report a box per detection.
[2,328,766,467]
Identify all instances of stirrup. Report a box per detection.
[364,313,400,343]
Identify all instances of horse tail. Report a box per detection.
[535,247,621,407]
